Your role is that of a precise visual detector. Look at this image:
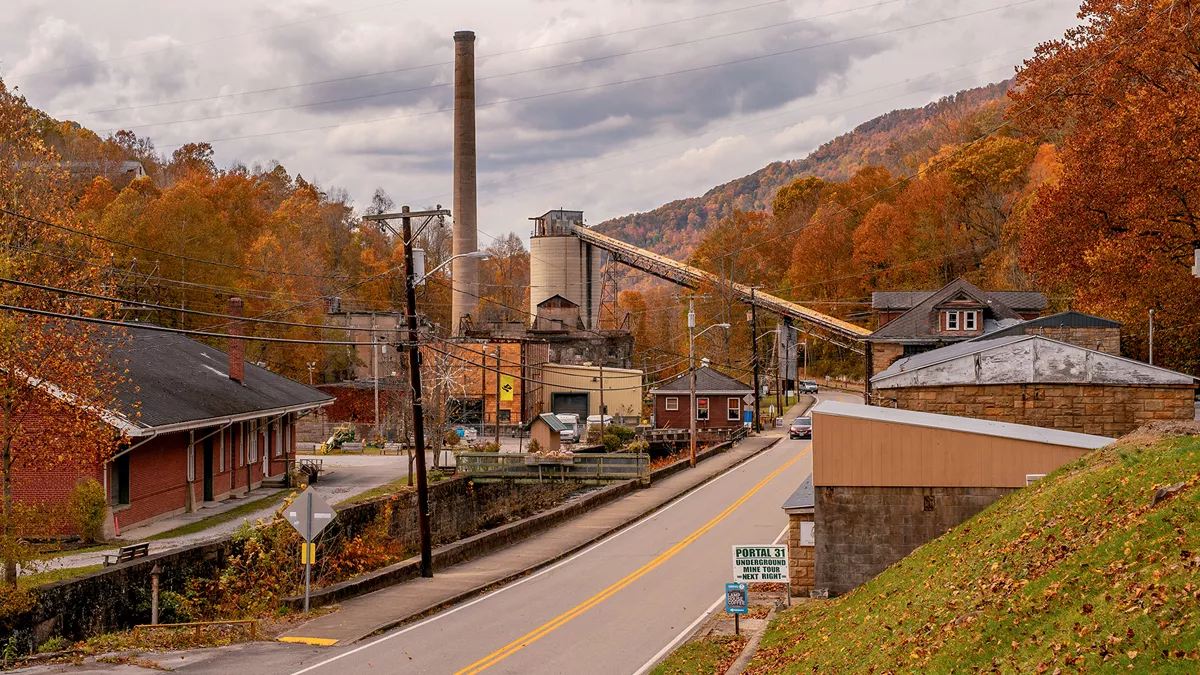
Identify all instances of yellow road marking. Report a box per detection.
[279,637,339,646]
[453,447,809,675]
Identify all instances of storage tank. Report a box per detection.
[529,210,604,330]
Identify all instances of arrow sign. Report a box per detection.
[286,488,336,543]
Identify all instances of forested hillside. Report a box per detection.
[595,82,1010,260]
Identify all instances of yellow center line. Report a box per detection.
[453,446,810,675]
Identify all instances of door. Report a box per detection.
[202,437,214,502]
[551,392,589,419]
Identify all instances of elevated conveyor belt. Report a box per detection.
[572,226,872,353]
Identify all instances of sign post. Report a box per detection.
[725,582,748,635]
[285,488,337,613]
[733,544,789,606]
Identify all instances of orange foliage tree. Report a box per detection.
[1013,0,1200,372]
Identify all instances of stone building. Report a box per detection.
[809,401,1112,596]
[973,310,1122,355]
[871,335,1196,437]
[868,279,1047,378]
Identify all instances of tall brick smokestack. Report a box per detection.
[452,30,479,336]
[228,297,245,385]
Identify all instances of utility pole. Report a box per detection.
[401,207,434,578]
[749,288,761,433]
[599,361,606,436]
[494,346,502,448]
[372,313,380,441]
[775,326,783,425]
[688,298,697,467]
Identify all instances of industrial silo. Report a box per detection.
[529,210,604,331]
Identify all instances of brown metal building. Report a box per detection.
[808,400,1112,596]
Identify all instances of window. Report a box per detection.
[945,311,959,331]
[727,398,741,421]
[249,421,258,463]
[665,397,679,411]
[219,427,225,472]
[498,409,511,422]
[696,397,710,421]
[964,311,977,330]
[238,422,245,466]
[274,420,283,457]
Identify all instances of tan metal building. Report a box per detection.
[809,400,1112,596]
[539,363,643,421]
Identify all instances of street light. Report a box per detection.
[688,303,731,468]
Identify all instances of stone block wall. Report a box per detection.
[1025,326,1121,355]
[814,485,1016,596]
[787,512,815,596]
[878,383,1194,437]
[869,343,906,378]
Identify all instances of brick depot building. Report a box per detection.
[649,366,753,430]
[14,325,332,536]
[871,334,1196,437]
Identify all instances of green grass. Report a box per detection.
[651,635,746,675]
[746,432,1200,674]
[146,490,288,541]
[18,563,104,589]
[336,470,451,507]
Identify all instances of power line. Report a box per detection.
[91,0,908,134]
[154,0,1042,149]
[0,206,349,280]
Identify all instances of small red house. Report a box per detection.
[650,366,753,431]
[12,323,332,537]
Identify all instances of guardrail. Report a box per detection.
[641,427,749,444]
[455,452,649,483]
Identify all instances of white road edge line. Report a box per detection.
[285,436,796,675]
[629,524,790,675]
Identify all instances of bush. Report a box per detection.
[601,434,623,453]
[625,439,650,454]
[477,442,500,453]
[68,478,108,544]
[527,439,543,454]
[586,427,602,444]
[607,425,635,443]
[36,636,70,653]
[444,431,461,447]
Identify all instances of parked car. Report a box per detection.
[789,416,812,440]
[800,380,819,393]
[556,413,581,443]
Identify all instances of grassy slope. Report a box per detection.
[747,432,1200,674]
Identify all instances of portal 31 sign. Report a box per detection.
[732,545,788,582]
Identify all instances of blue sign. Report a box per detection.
[743,410,753,425]
[725,582,748,614]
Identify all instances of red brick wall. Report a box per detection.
[654,394,745,429]
[120,433,188,528]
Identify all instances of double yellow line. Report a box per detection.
[453,447,808,675]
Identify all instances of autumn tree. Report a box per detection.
[1013,0,1200,372]
[0,79,125,584]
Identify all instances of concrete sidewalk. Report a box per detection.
[280,433,785,646]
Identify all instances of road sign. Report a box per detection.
[500,375,515,401]
[742,393,754,405]
[286,488,337,613]
[732,545,788,582]
[725,582,748,614]
[286,488,336,542]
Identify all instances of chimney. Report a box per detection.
[451,30,479,335]
[228,297,245,385]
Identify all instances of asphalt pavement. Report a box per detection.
[20,391,859,675]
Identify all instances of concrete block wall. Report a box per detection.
[814,485,1016,596]
[882,383,1194,437]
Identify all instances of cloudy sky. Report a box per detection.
[1,0,1080,245]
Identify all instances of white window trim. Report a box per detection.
[186,431,196,482]
[946,311,959,331]
[219,427,225,473]
[727,398,741,421]
[964,311,977,330]
[274,420,283,457]
[249,421,258,463]
[665,397,679,411]
[238,422,246,466]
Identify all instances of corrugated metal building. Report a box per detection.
[540,363,643,421]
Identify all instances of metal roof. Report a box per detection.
[871,334,1196,388]
[782,475,814,512]
[107,326,333,435]
[531,412,568,432]
[811,400,1114,448]
[650,366,753,395]
[974,311,1122,342]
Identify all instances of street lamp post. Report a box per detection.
[688,301,730,468]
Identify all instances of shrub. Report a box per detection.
[607,425,635,443]
[68,478,108,544]
[625,440,650,454]
[601,434,623,453]
[527,439,543,454]
[36,636,70,654]
[444,431,461,447]
[477,442,500,453]
[586,428,602,444]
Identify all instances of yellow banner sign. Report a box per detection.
[500,375,515,401]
